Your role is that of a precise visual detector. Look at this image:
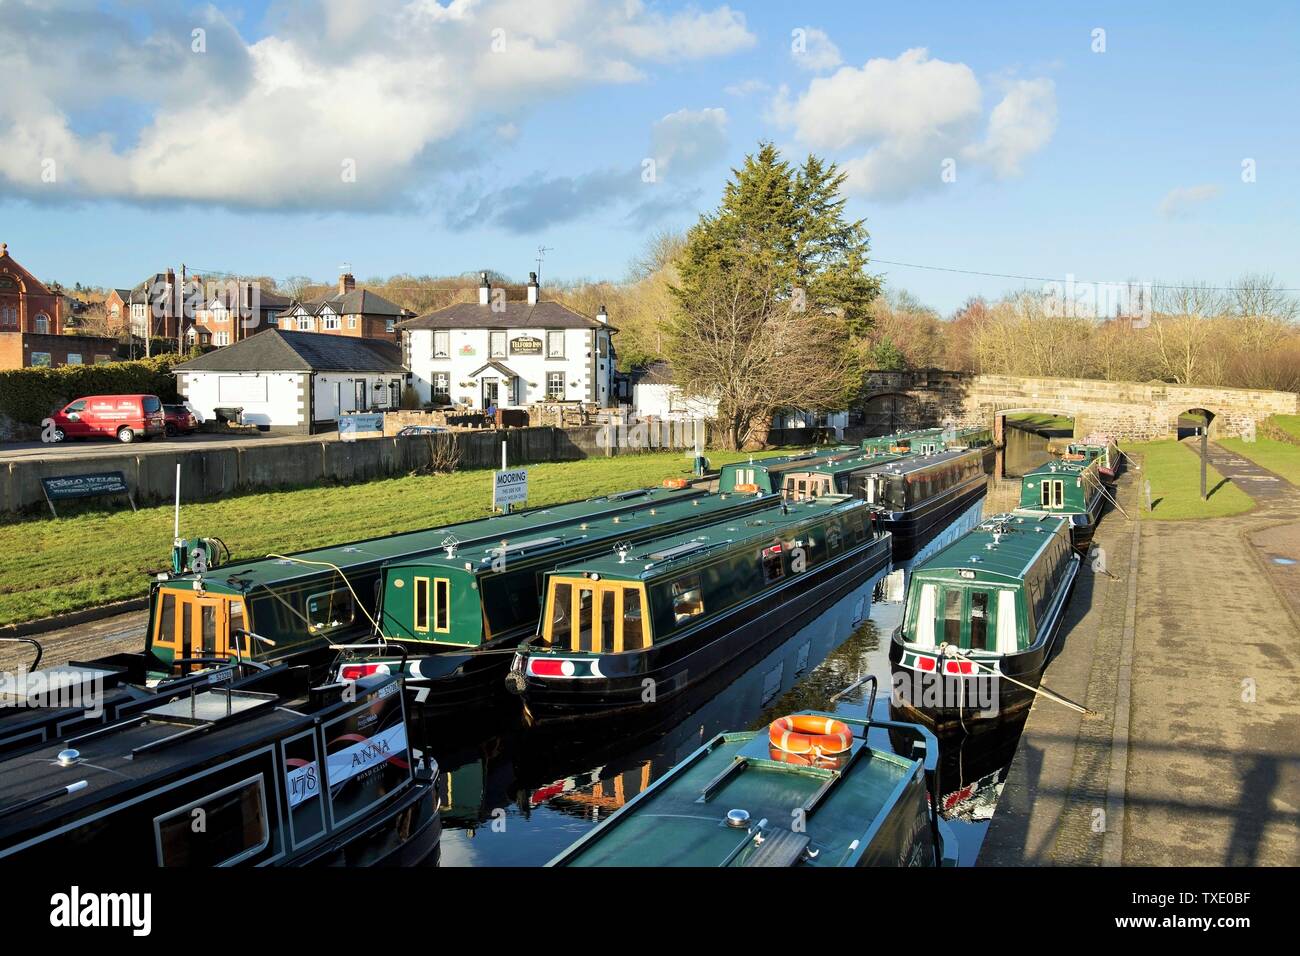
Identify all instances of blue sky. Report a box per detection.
[1,0,1296,313]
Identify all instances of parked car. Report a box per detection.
[48,394,165,444]
[162,403,199,437]
[396,425,447,437]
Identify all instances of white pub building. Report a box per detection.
[402,272,617,411]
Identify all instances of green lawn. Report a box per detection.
[0,448,786,627]
[1005,412,1075,432]
[1127,440,1255,520]
[1218,436,1300,488]
[1266,414,1300,442]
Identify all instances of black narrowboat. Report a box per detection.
[776,446,990,562]
[889,513,1081,729]
[0,673,440,866]
[506,495,892,722]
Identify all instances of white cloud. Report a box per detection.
[1158,184,1222,218]
[724,78,769,97]
[791,27,842,72]
[771,48,1056,200]
[651,107,729,176]
[0,0,754,211]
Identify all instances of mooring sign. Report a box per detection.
[493,468,528,509]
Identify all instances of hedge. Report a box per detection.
[0,354,183,427]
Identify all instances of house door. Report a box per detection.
[482,379,499,409]
[354,379,367,412]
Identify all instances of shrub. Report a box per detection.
[0,354,183,426]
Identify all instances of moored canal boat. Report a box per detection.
[546,708,956,866]
[1014,455,1106,553]
[778,446,990,562]
[507,495,892,721]
[335,488,776,711]
[889,513,1080,729]
[0,673,440,866]
[716,446,860,494]
[139,484,720,681]
[1067,436,1123,483]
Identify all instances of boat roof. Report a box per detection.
[548,495,867,581]
[912,512,1070,582]
[553,713,917,867]
[166,485,706,593]
[1021,457,1095,478]
[793,445,982,478]
[719,446,859,474]
[383,489,772,573]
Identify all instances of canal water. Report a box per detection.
[426,497,1023,868]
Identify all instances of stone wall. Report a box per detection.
[960,375,1299,441]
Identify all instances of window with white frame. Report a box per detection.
[547,371,565,399]
[323,313,340,330]
[433,331,449,358]
[432,372,450,403]
[34,313,50,333]
[348,316,357,329]
[490,331,506,357]
[385,319,396,333]
[213,332,230,346]
[297,315,314,331]
[546,330,564,358]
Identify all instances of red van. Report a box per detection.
[49,394,166,444]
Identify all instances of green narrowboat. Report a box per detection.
[507,495,892,721]
[1014,455,1106,552]
[547,706,957,867]
[777,446,989,561]
[1066,436,1123,483]
[716,446,860,494]
[859,427,945,456]
[140,484,722,679]
[338,489,776,711]
[889,513,1080,728]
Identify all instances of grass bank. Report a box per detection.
[0,448,784,627]
[1218,436,1300,488]
[1127,440,1254,520]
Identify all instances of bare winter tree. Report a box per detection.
[667,264,861,450]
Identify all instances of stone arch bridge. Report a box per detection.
[860,369,1298,443]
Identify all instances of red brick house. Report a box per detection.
[0,243,118,369]
[276,272,410,343]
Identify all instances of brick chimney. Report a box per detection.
[527,271,539,306]
[339,271,356,295]
[479,271,490,306]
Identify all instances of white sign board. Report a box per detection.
[493,468,528,508]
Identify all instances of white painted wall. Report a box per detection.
[314,371,406,420]
[177,371,306,427]
[632,382,718,420]
[407,325,615,409]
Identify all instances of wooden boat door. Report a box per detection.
[153,589,244,670]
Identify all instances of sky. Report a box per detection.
[1,0,1297,314]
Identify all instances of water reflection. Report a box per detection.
[426,497,1026,868]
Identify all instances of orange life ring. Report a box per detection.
[662,477,689,489]
[768,714,854,756]
[733,482,760,493]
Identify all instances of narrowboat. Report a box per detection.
[546,707,956,867]
[1014,455,1106,552]
[139,484,719,681]
[336,488,775,711]
[1067,436,1123,483]
[506,495,892,721]
[0,673,441,866]
[888,513,1080,729]
[0,636,293,760]
[778,446,990,561]
[716,446,860,494]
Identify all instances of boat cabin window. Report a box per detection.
[914,583,937,647]
[671,575,704,623]
[969,591,992,651]
[1040,479,1064,508]
[941,589,963,644]
[761,544,785,583]
[412,577,451,634]
[306,587,355,632]
[732,467,757,488]
[155,775,270,866]
[544,578,653,652]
